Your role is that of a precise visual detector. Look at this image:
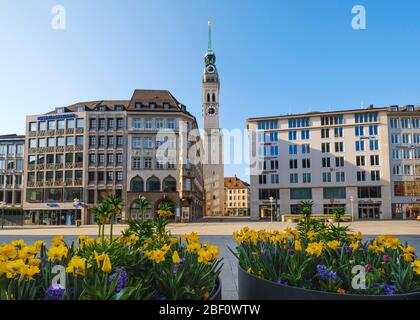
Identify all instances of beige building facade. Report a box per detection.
[224,176,250,216]
[22,89,204,225]
[247,105,409,221]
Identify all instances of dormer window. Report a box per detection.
[56,107,65,114]
[77,106,85,112]
[391,106,399,112]
[149,103,156,109]
[163,103,170,110]
[407,105,414,112]
[98,105,106,112]
[134,102,142,109]
[115,105,124,111]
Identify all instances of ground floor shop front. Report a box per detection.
[23,209,82,225]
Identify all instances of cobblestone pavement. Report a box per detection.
[1,219,420,300]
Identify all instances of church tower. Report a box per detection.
[202,18,224,216]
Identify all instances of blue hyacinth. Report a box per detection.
[44,284,65,300]
[109,268,128,294]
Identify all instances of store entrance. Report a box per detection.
[358,204,381,220]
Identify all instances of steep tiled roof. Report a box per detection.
[224,176,250,189]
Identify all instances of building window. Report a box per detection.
[371,170,380,181]
[357,171,366,182]
[289,159,298,169]
[336,172,345,182]
[133,119,141,129]
[370,155,380,166]
[302,173,311,183]
[323,187,346,199]
[302,158,311,169]
[301,144,310,154]
[132,137,141,149]
[355,126,364,137]
[259,175,267,185]
[322,157,331,168]
[290,173,298,184]
[369,140,379,151]
[290,188,312,200]
[334,127,343,138]
[132,157,141,170]
[144,157,152,169]
[358,186,381,198]
[356,156,365,166]
[390,118,399,129]
[321,143,330,153]
[288,144,298,155]
[288,131,297,141]
[321,128,329,139]
[335,142,344,153]
[355,141,365,151]
[335,157,344,167]
[271,174,279,184]
[322,172,331,183]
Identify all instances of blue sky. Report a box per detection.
[1,0,420,181]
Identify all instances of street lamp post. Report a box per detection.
[269,196,274,222]
[350,196,355,222]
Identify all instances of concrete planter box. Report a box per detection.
[238,265,420,300]
[209,278,222,300]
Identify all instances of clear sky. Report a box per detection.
[1,0,420,181]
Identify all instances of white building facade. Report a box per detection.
[246,105,416,221]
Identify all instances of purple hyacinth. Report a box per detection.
[287,248,295,255]
[172,258,186,276]
[109,268,128,294]
[275,279,289,286]
[45,284,65,300]
[374,283,396,296]
[317,264,337,282]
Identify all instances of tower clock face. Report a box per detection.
[206,65,215,73]
[206,105,217,116]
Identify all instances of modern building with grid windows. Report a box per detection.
[247,105,420,221]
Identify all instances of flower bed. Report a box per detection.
[0,198,222,300]
[232,203,420,299]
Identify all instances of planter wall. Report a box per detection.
[209,278,222,300]
[238,265,420,300]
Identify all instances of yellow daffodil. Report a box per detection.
[413,260,420,275]
[402,252,414,263]
[101,254,112,273]
[17,245,38,260]
[33,240,46,251]
[247,267,253,274]
[368,242,384,254]
[10,240,25,248]
[161,244,171,253]
[305,242,323,257]
[294,240,302,251]
[186,242,201,253]
[66,256,89,276]
[27,258,41,267]
[307,230,316,240]
[383,237,401,250]
[51,235,65,247]
[172,251,181,264]
[403,245,416,254]
[169,237,180,245]
[18,264,40,280]
[184,232,200,244]
[46,245,68,262]
[327,240,340,251]
[0,244,18,260]
[94,251,106,268]
[153,250,166,264]
[197,249,214,264]
[349,242,359,252]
